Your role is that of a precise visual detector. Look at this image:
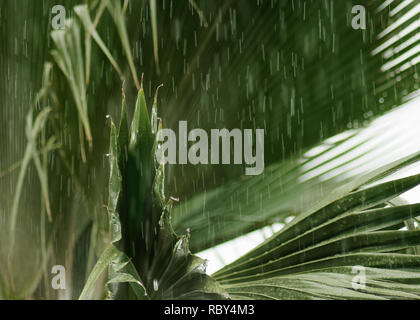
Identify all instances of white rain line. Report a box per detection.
[377,3,420,40]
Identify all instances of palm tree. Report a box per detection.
[0,0,419,299]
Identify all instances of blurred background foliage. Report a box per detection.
[0,0,419,299]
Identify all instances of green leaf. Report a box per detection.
[122,88,153,255]
[217,172,420,275]
[93,86,228,300]
[106,250,148,300]
[108,120,122,243]
[140,202,228,299]
[50,18,92,150]
[8,107,52,292]
[149,0,160,74]
[217,230,420,284]
[74,4,123,81]
[106,0,140,89]
[79,244,120,300]
[207,164,420,298]
[224,267,420,300]
[129,88,151,151]
[216,203,420,279]
[117,92,129,170]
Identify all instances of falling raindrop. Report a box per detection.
[153,279,159,291]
